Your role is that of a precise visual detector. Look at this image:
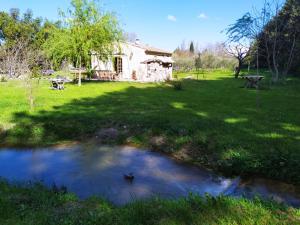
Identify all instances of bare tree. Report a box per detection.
[242,0,296,83]
[225,12,259,76]
[225,43,250,78]
[257,0,281,82]
[0,38,41,110]
[258,0,297,82]
[0,39,31,78]
[225,0,290,82]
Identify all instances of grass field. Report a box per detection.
[1,181,299,225]
[0,70,300,183]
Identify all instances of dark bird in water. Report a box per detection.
[124,173,135,182]
[52,183,68,194]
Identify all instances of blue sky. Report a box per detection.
[0,0,275,51]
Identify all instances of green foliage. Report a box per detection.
[86,68,95,79]
[43,0,122,70]
[43,28,73,70]
[201,51,236,70]
[226,13,255,42]
[173,55,195,71]
[31,66,42,78]
[0,8,60,75]
[0,9,44,47]
[173,43,237,72]
[33,20,61,49]
[0,181,299,225]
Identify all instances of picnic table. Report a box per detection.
[243,75,264,88]
[51,78,65,90]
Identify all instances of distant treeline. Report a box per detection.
[172,42,237,72]
[174,0,300,79]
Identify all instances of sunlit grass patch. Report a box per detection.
[224,118,248,124]
[171,102,186,109]
[281,123,300,132]
[256,133,286,139]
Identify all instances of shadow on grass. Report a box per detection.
[1,77,300,183]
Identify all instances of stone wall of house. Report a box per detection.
[91,42,173,82]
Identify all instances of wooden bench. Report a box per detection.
[94,71,118,80]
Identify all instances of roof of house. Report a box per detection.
[141,58,174,64]
[91,41,173,57]
[127,42,173,57]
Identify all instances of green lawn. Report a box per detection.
[0,70,300,183]
[1,181,299,225]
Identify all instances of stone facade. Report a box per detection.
[91,42,173,82]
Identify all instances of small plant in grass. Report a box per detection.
[172,80,183,90]
[31,66,42,78]
[86,68,95,80]
[24,66,42,112]
[0,76,7,82]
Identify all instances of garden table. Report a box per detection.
[243,75,264,88]
[51,78,65,90]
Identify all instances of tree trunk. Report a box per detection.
[78,56,82,87]
[256,47,259,75]
[283,34,296,80]
[248,61,250,73]
[235,60,242,78]
[271,3,280,83]
[263,33,273,77]
[272,50,279,83]
[26,78,35,111]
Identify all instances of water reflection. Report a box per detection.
[0,145,299,206]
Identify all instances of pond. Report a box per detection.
[0,145,299,206]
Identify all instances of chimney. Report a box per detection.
[135,39,140,45]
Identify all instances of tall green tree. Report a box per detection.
[0,9,43,47]
[44,0,122,86]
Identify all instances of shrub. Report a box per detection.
[0,76,7,82]
[173,56,195,72]
[171,80,183,90]
[173,54,237,71]
[31,66,42,78]
[86,68,95,79]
